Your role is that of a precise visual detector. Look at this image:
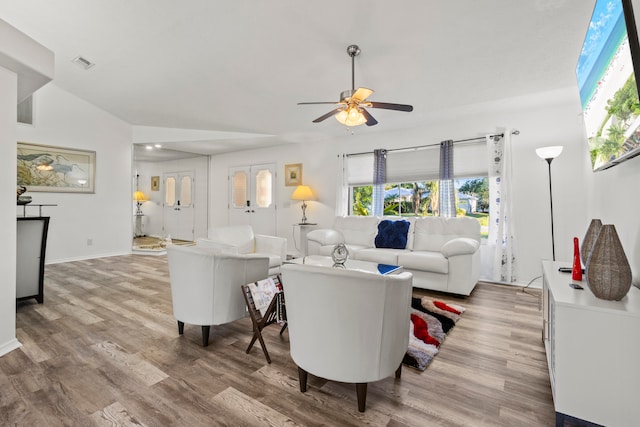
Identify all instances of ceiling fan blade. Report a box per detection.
[369,102,414,112]
[360,108,378,126]
[351,87,374,102]
[298,102,342,105]
[312,108,343,123]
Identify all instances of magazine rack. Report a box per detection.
[241,277,287,364]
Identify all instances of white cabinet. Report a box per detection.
[542,260,640,426]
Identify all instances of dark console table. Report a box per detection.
[16,205,54,303]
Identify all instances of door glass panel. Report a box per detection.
[232,171,247,208]
[165,177,176,206]
[255,169,272,208]
[180,176,192,206]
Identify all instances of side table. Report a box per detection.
[293,222,316,257]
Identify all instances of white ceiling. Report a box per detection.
[2,0,596,160]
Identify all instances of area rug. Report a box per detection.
[403,297,465,371]
[132,236,195,252]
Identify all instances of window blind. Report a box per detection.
[386,146,439,182]
[454,142,489,177]
[345,153,374,185]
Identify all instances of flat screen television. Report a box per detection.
[577,0,640,171]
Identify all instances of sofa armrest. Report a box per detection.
[255,234,287,261]
[306,229,344,246]
[441,237,480,257]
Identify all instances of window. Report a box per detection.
[255,168,272,208]
[165,176,176,206]
[232,170,247,208]
[349,177,488,239]
[346,142,489,239]
[179,176,192,207]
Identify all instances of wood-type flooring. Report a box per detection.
[2,254,556,426]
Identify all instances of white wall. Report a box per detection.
[0,19,53,357]
[0,67,20,356]
[134,156,209,239]
[17,84,133,263]
[210,86,592,286]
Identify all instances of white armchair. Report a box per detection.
[198,225,287,275]
[167,245,269,346]
[281,263,413,412]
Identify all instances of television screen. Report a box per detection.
[577,0,640,171]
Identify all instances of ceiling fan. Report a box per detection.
[298,45,413,127]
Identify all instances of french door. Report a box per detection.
[163,171,195,241]
[228,163,276,236]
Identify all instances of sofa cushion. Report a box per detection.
[353,248,401,265]
[374,220,410,249]
[334,216,380,248]
[412,216,480,252]
[398,251,449,274]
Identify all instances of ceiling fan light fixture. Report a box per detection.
[335,106,367,127]
[299,44,412,126]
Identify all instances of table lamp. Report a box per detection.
[133,190,147,215]
[291,185,315,224]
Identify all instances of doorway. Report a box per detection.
[163,171,195,241]
[228,163,276,236]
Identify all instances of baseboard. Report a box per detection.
[479,278,543,289]
[0,338,22,357]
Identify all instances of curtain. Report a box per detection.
[487,130,518,283]
[372,149,387,217]
[439,140,455,217]
[335,154,348,216]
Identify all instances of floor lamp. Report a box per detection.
[536,146,563,261]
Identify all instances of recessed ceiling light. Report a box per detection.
[145,145,153,150]
[154,144,162,148]
[71,56,95,70]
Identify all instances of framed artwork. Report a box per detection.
[151,176,160,191]
[284,163,302,186]
[17,142,96,193]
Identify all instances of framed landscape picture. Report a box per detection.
[284,163,302,186]
[17,142,96,193]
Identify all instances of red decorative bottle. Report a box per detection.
[572,237,583,281]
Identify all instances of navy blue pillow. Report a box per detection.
[375,220,410,249]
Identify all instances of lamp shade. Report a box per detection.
[535,146,564,160]
[291,185,315,201]
[133,191,147,202]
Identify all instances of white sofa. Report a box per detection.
[306,216,481,296]
[196,225,287,275]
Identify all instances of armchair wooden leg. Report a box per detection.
[177,320,184,335]
[356,383,368,412]
[298,367,308,393]
[395,362,402,379]
[201,325,210,347]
